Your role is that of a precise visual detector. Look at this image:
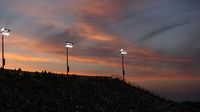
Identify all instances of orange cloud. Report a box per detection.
[1,0,199,84]
[74,0,126,42]
[70,55,119,67]
[76,22,114,41]
[8,32,199,81]
[7,53,52,62]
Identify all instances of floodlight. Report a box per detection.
[1,28,10,69]
[120,49,127,55]
[120,48,128,80]
[65,41,73,75]
[65,42,73,48]
[1,28,10,37]
[1,28,5,32]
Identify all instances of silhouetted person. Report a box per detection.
[18,68,22,75]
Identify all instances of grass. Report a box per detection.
[0,69,198,112]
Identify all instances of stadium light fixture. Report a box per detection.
[121,49,127,55]
[66,42,73,48]
[1,28,10,69]
[120,49,128,80]
[65,41,73,75]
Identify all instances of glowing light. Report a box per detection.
[120,49,127,55]
[1,28,10,37]
[1,28,5,32]
[65,42,73,48]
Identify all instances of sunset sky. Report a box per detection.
[0,0,200,101]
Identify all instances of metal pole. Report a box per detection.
[66,47,69,75]
[122,54,125,80]
[2,35,5,69]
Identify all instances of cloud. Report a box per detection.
[0,0,200,83]
[139,20,189,42]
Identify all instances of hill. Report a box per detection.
[0,69,198,112]
[182,101,200,110]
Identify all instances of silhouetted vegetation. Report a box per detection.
[0,69,197,112]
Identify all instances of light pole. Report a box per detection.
[120,49,127,81]
[65,41,73,75]
[1,28,10,69]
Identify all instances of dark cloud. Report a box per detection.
[139,20,189,42]
[44,28,85,46]
[1,0,200,101]
[1,0,200,78]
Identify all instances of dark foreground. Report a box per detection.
[0,69,198,112]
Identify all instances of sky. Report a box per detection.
[0,0,200,101]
